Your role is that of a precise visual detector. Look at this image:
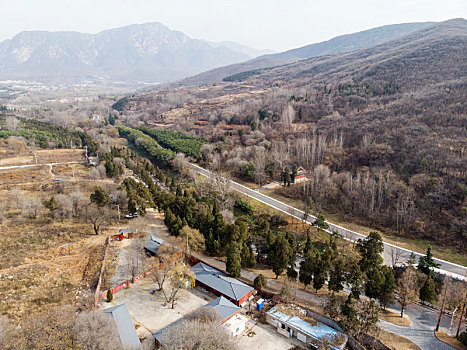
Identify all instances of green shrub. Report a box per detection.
[234,200,254,214]
[254,274,267,290]
[459,331,467,345]
[107,289,113,302]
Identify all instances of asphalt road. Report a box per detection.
[379,303,460,350]
[188,163,467,281]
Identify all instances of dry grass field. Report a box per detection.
[0,148,86,167]
[0,147,124,321]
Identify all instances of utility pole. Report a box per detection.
[456,300,466,338]
[436,281,449,332]
[116,204,120,221]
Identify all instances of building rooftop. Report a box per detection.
[266,305,347,350]
[119,228,136,234]
[153,296,242,346]
[205,296,240,322]
[144,235,170,255]
[191,262,254,302]
[102,303,141,350]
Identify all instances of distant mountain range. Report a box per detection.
[0,21,443,86]
[0,23,263,84]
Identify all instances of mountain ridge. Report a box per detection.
[0,22,259,84]
[172,21,436,87]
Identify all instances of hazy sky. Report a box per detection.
[2,0,466,51]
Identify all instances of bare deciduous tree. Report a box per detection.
[173,152,188,173]
[7,137,27,154]
[73,310,123,350]
[5,116,19,131]
[56,194,73,219]
[252,146,267,187]
[179,225,205,253]
[390,247,404,268]
[126,236,145,279]
[0,202,7,224]
[70,191,87,217]
[396,267,421,318]
[9,188,23,209]
[160,315,236,350]
[0,316,16,350]
[24,196,42,219]
[212,171,234,210]
[20,305,76,350]
[281,104,295,128]
[89,164,106,180]
[87,204,111,235]
[162,260,195,309]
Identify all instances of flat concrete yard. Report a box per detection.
[236,320,298,350]
[101,278,216,339]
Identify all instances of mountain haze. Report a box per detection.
[0,22,256,84]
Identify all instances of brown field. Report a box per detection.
[0,146,125,321]
[436,332,467,350]
[379,309,410,327]
[0,148,86,167]
[378,329,421,350]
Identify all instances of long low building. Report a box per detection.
[191,262,254,306]
[266,304,348,350]
[102,303,142,350]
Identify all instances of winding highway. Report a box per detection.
[188,163,467,281]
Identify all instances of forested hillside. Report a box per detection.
[114,19,467,251]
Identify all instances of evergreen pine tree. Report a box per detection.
[378,266,396,309]
[270,235,290,278]
[417,247,441,277]
[107,289,113,302]
[299,253,314,289]
[226,242,242,278]
[328,258,346,292]
[420,276,436,304]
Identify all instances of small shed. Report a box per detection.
[144,235,182,260]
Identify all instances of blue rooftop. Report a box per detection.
[205,296,240,322]
[191,262,253,302]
